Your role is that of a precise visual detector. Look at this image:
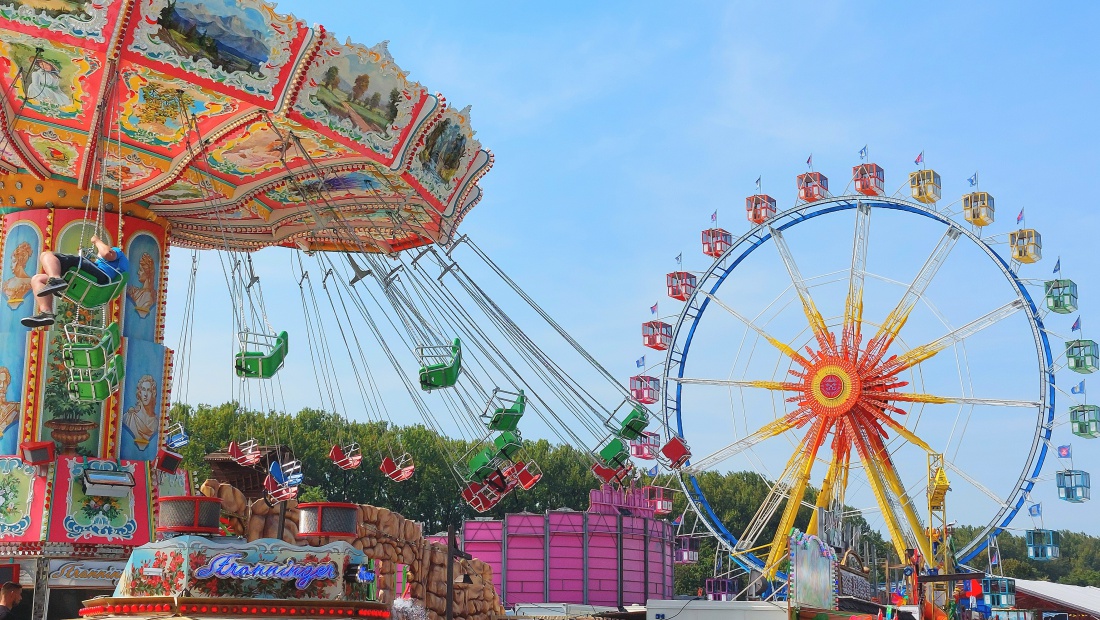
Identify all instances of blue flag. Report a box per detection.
[1072,316,1081,332]
[1054,257,1061,274]
[1028,503,1042,517]
[859,145,868,160]
[755,176,761,192]
[1057,445,1072,459]
[636,355,645,369]
[806,154,813,167]
[675,252,682,266]
[1071,380,1085,395]
[646,465,658,476]
[968,172,978,187]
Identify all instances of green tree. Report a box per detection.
[323,66,341,91]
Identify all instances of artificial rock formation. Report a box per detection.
[198,480,504,620]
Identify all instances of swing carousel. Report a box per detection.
[0,0,497,612]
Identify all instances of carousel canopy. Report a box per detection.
[0,0,492,252]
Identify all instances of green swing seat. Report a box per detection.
[62,322,121,369]
[67,355,124,402]
[235,331,289,379]
[465,446,498,483]
[617,405,650,441]
[418,338,462,391]
[62,268,128,308]
[598,437,631,469]
[488,390,526,431]
[493,431,523,460]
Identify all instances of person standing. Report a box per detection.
[0,582,23,620]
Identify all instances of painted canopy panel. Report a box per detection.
[0,0,491,252]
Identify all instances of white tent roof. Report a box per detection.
[1013,578,1100,616]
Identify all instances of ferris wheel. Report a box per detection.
[647,159,1093,583]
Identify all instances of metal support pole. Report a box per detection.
[582,513,589,605]
[617,513,624,609]
[276,499,287,542]
[543,512,550,603]
[643,517,650,603]
[31,557,49,620]
[446,525,454,620]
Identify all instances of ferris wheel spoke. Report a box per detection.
[866,430,935,564]
[769,226,835,355]
[806,445,852,537]
[684,413,808,473]
[699,291,810,366]
[763,418,832,578]
[879,299,1026,375]
[841,203,871,361]
[868,392,1041,408]
[841,417,919,562]
[862,227,962,370]
[854,401,934,453]
[734,440,808,553]
[669,376,794,391]
[943,460,1012,509]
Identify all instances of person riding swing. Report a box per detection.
[21,235,129,328]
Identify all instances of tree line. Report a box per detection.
[172,402,1100,591]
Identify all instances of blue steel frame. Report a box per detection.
[662,196,1055,576]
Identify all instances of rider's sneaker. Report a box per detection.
[20,312,55,328]
[38,277,68,297]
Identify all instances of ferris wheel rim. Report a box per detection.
[661,195,1055,570]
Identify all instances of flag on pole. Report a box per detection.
[650,303,658,315]
[914,151,924,165]
[990,549,999,566]
[636,355,645,368]
[755,176,761,192]
[646,465,658,476]
[1071,380,1085,395]
[1072,316,1081,332]
[1028,503,1042,517]
[672,508,686,526]
[1057,445,1072,459]
[675,252,682,266]
[1054,257,1061,274]
[859,145,868,160]
[711,210,717,223]
[968,172,978,187]
[806,154,813,167]
[1017,207,1025,224]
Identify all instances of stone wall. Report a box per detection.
[199,480,505,620]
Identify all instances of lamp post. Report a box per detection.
[446,524,473,620]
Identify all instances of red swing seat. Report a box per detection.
[461,482,501,513]
[329,443,363,470]
[263,474,299,503]
[227,440,262,466]
[380,453,415,482]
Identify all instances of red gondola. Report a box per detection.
[630,431,661,459]
[643,486,674,515]
[797,172,829,202]
[746,194,776,224]
[667,272,697,301]
[702,228,733,258]
[643,321,672,350]
[852,163,884,196]
[629,375,660,405]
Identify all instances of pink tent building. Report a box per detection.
[431,485,675,607]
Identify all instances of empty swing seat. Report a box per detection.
[235,331,289,379]
[418,338,462,391]
[598,438,631,469]
[270,459,303,487]
[380,453,415,481]
[488,389,526,431]
[62,322,121,369]
[1045,280,1078,314]
[461,482,500,513]
[62,269,128,308]
[227,440,262,466]
[329,443,363,470]
[617,405,651,440]
[494,431,522,460]
[513,461,543,490]
[264,474,299,503]
[67,355,124,402]
[164,422,190,450]
[591,462,632,486]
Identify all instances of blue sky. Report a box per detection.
[168,2,1100,539]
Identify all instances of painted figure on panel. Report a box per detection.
[123,374,158,450]
[127,253,157,319]
[2,241,33,309]
[0,367,19,437]
[418,119,466,183]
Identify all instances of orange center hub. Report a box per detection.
[805,358,862,417]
